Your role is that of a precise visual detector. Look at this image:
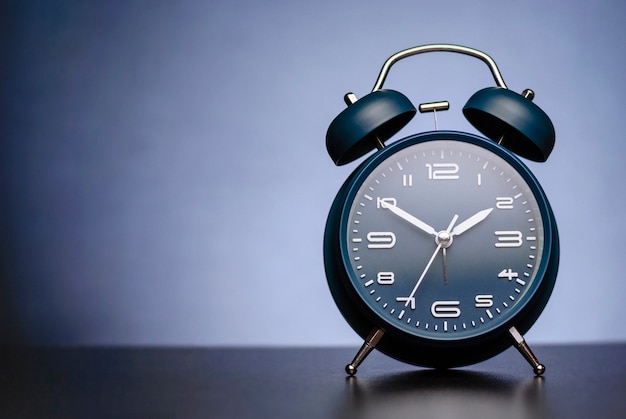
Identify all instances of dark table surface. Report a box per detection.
[1,343,624,418]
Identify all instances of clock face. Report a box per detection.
[340,133,552,341]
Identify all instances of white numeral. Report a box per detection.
[377,197,396,209]
[498,268,519,281]
[425,163,459,180]
[475,295,494,308]
[431,301,461,318]
[377,272,395,285]
[496,197,514,210]
[396,297,416,310]
[495,231,523,248]
[402,174,413,187]
[367,232,396,249]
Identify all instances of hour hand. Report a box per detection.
[451,208,493,237]
[380,201,437,237]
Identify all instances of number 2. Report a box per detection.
[496,197,514,209]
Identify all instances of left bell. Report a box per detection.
[326,89,416,165]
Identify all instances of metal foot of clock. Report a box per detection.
[509,326,545,375]
[345,326,546,376]
[345,328,385,376]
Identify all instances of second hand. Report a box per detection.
[399,214,459,309]
[442,247,448,285]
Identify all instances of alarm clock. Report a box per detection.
[323,44,558,376]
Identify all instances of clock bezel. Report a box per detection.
[324,130,559,368]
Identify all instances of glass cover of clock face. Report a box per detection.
[344,138,546,340]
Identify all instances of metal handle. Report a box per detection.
[372,44,508,92]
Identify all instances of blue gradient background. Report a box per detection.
[1,0,624,346]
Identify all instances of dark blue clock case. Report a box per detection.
[323,131,559,368]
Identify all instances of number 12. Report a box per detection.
[425,163,459,180]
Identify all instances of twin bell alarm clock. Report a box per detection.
[323,44,558,376]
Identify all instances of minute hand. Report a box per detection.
[451,208,494,237]
[382,202,438,237]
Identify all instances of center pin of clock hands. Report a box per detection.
[381,205,495,308]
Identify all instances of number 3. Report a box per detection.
[494,231,523,248]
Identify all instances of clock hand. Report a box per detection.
[451,208,494,237]
[380,201,437,237]
[442,247,449,285]
[398,214,459,309]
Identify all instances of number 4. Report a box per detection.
[498,268,519,281]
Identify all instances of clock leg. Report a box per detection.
[345,328,385,376]
[508,326,545,376]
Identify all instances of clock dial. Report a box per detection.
[341,134,550,341]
